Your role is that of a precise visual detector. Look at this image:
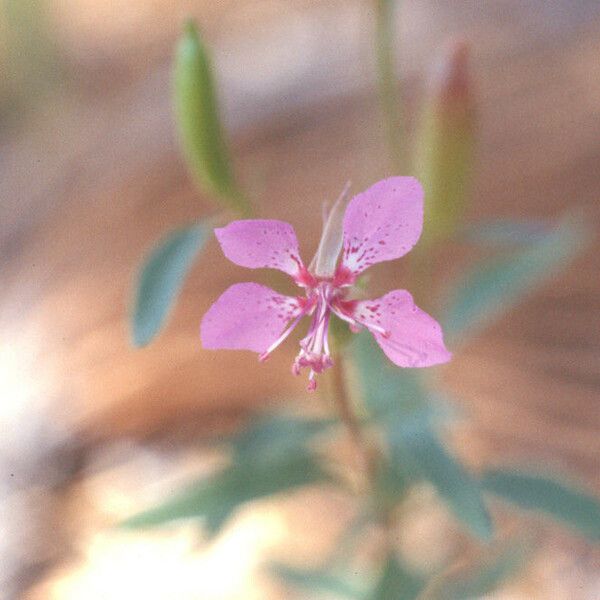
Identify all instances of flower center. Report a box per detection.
[292,281,339,391]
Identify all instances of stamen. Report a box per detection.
[259,310,305,362]
[292,282,335,387]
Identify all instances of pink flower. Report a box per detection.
[201,177,451,390]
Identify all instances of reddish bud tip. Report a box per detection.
[431,39,472,110]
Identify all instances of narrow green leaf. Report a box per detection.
[131,223,209,347]
[351,335,489,538]
[482,469,600,541]
[391,427,492,541]
[371,554,425,600]
[325,509,374,569]
[119,469,231,529]
[460,219,549,247]
[231,413,335,461]
[174,21,250,215]
[272,564,363,599]
[421,540,529,600]
[351,334,454,426]
[443,214,592,341]
[120,451,330,535]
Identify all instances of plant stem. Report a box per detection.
[330,357,379,490]
[330,357,398,560]
[375,0,405,172]
[322,360,382,567]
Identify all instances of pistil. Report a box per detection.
[292,282,336,390]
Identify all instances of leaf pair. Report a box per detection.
[120,413,333,536]
[272,553,424,600]
[274,546,525,600]
[353,334,492,542]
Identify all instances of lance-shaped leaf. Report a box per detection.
[271,564,364,599]
[120,450,330,537]
[231,413,335,460]
[443,213,592,342]
[460,219,549,247]
[421,539,529,600]
[370,553,425,600]
[482,469,600,542]
[414,41,474,249]
[174,21,249,215]
[351,335,491,540]
[326,509,373,569]
[131,223,209,346]
[351,333,454,426]
[390,427,492,541]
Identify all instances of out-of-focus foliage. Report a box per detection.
[370,554,425,600]
[460,219,549,247]
[121,413,333,536]
[131,223,210,347]
[353,335,492,541]
[482,469,600,541]
[443,214,592,342]
[351,334,453,426]
[121,449,329,536]
[271,564,364,599]
[421,539,529,600]
[390,427,492,541]
[230,413,335,458]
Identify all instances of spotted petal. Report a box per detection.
[201,282,303,353]
[352,290,451,367]
[215,219,304,278]
[341,177,423,276]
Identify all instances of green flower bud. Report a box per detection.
[414,41,475,248]
[174,21,250,216]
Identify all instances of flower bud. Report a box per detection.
[414,41,475,248]
[174,21,250,215]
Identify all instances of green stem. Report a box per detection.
[329,357,397,560]
[375,0,404,172]
[330,357,379,489]
[330,359,395,525]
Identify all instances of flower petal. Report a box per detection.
[341,177,423,276]
[351,290,451,367]
[215,219,304,278]
[201,282,303,353]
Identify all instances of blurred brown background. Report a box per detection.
[1,1,599,598]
